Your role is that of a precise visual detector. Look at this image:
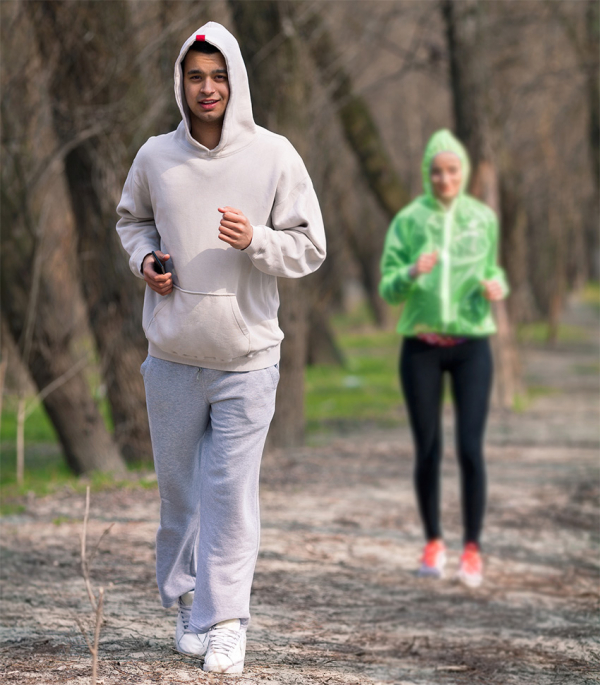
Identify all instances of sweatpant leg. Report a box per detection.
[189,365,279,634]
[447,339,493,546]
[141,356,210,607]
[400,338,445,541]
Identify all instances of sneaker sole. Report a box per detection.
[417,565,445,579]
[174,638,207,660]
[203,659,244,674]
[456,572,482,588]
[175,647,206,660]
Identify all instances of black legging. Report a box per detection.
[400,337,493,546]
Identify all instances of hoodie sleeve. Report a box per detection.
[243,145,326,278]
[484,214,510,298]
[116,153,161,279]
[379,213,416,305]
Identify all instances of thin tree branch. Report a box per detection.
[25,355,90,419]
[81,486,97,612]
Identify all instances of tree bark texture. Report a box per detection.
[0,4,126,476]
[442,0,521,409]
[584,1,599,279]
[1,2,125,475]
[28,1,153,464]
[229,0,313,448]
[295,5,410,220]
[294,4,411,326]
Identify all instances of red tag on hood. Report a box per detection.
[195,34,205,41]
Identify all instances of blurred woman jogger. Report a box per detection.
[379,129,509,588]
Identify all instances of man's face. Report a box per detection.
[183,50,230,127]
[430,152,463,202]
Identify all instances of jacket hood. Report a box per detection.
[174,22,256,156]
[421,129,471,198]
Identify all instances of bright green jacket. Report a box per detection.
[379,129,509,337]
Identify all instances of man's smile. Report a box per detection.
[199,99,219,110]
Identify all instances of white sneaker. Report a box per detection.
[417,539,447,579]
[203,618,246,674]
[456,543,483,588]
[174,591,209,659]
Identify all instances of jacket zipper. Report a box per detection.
[440,205,454,329]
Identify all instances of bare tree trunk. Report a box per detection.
[229,0,313,447]
[293,4,410,326]
[269,279,309,447]
[499,175,536,324]
[28,1,153,464]
[0,1,126,476]
[547,0,599,279]
[585,1,600,192]
[0,155,126,477]
[442,0,521,409]
[294,5,410,219]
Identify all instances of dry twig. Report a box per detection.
[75,486,112,685]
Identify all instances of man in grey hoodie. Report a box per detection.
[116,22,325,675]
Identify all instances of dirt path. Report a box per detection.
[1,301,598,685]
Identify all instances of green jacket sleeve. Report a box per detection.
[379,214,415,305]
[484,215,510,298]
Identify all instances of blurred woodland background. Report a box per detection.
[1,0,598,480]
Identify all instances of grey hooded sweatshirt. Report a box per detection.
[116,22,326,372]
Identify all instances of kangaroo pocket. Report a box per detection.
[145,289,251,362]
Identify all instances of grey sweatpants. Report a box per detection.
[141,355,279,633]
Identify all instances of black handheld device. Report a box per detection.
[151,251,166,275]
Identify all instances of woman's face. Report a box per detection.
[430,152,462,203]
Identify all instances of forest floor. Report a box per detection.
[1,299,599,685]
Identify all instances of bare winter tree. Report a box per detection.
[547,0,599,281]
[228,0,313,447]
[293,2,412,326]
[0,2,126,475]
[26,0,154,464]
[442,0,521,408]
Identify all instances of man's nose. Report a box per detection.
[200,78,215,94]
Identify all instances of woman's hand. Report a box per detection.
[481,280,504,301]
[410,251,438,278]
[142,251,173,296]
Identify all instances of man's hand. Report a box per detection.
[410,251,438,278]
[481,279,504,301]
[142,251,173,296]
[218,206,253,250]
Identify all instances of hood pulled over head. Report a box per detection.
[174,22,256,155]
[421,129,471,198]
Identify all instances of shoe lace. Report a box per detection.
[178,600,192,631]
[208,627,240,655]
[461,544,481,574]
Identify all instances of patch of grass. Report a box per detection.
[512,385,560,412]
[306,308,405,433]
[581,281,600,308]
[0,441,157,515]
[517,322,590,345]
[1,444,78,515]
[1,502,26,516]
[52,516,73,526]
[1,395,113,443]
[572,362,600,375]
[0,443,73,488]
[1,396,58,443]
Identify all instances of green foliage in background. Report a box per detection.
[306,305,404,435]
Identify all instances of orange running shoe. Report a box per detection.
[418,539,446,578]
[457,542,483,588]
